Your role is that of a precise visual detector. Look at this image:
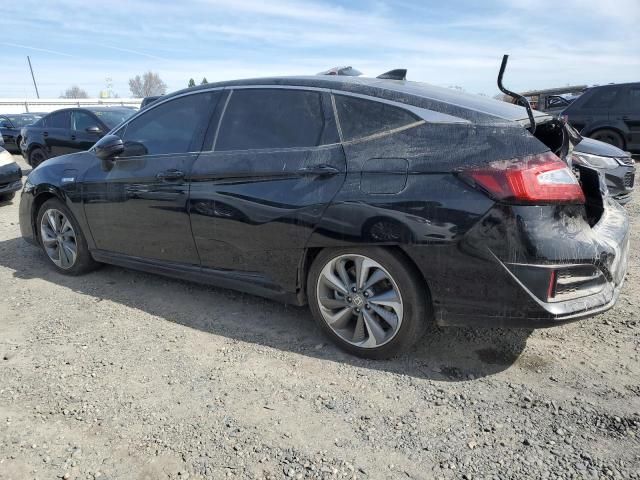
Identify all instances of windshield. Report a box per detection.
[5,114,42,128]
[92,109,136,129]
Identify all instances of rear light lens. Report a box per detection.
[460,152,585,204]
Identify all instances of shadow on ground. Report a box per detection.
[0,236,532,381]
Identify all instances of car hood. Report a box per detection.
[574,137,628,158]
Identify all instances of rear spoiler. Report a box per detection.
[497,55,536,134]
[377,69,407,81]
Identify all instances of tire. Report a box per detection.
[36,198,99,275]
[0,192,16,202]
[29,147,47,168]
[307,247,429,359]
[590,129,625,150]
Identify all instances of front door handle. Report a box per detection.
[156,169,185,181]
[71,134,76,140]
[43,131,49,137]
[297,164,341,177]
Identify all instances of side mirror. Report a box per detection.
[94,134,124,160]
[86,125,102,134]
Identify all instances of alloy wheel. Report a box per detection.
[316,254,404,348]
[40,209,78,269]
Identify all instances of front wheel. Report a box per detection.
[36,198,100,275]
[307,247,429,359]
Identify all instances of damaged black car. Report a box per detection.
[19,66,629,358]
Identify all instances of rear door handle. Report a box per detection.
[71,134,76,140]
[297,164,341,177]
[156,169,185,181]
[43,131,49,137]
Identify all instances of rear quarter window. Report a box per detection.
[580,88,621,110]
[334,94,420,141]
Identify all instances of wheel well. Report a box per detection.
[298,245,433,308]
[31,193,57,241]
[588,127,626,149]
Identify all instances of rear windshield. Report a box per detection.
[91,109,135,129]
[4,115,42,127]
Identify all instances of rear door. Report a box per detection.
[43,110,74,157]
[615,85,640,151]
[71,110,105,151]
[189,87,345,289]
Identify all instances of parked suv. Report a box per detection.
[563,82,640,152]
[20,107,135,166]
[19,76,629,358]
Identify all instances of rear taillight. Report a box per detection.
[460,152,585,204]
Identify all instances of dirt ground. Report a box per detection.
[0,154,638,480]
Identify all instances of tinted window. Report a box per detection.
[73,111,98,131]
[628,88,640,109]
[92,109,135,129]
[120,92,218,156]
[334,95,419,141]
[46,111,71,129]
[582,88,620,109]
[215,89,329,151]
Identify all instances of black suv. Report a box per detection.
[20,107,135,166]
[563,82,640,152]
[0,113,42,153]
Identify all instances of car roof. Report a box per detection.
[170,75,549,125]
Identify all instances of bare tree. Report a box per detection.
[129,71,167,98]
[60,85,89,99]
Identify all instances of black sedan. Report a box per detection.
[0,113,42,153]
[20,107,135,167]
[0,146,22,202]
[19,76,629,358]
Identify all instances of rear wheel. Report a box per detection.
[307,247,429,359]
[590,129,625,150]
[29,147,47,167]
[36,198,99,275]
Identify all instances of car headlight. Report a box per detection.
[572,152,619,169]
[0,148,15,167]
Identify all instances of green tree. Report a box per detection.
[201,77,208,85]
[188,78,196,88]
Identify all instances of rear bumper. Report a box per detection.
[405,199,629,329]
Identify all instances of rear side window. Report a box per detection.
[45,111,71,129]
[120,91,218,156]
[628,87,640,109]
[334,95,419,141]
[581,88,620,109]
[215,89,330,151]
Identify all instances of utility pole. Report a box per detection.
[27,56,40,99]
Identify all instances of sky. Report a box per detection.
[1,0,639,99]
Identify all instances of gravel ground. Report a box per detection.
[1,154,639,480]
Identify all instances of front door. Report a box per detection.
[82,90,220,264]
[71,110,105,152]
[189,88,346,290]
[616,85,640,151]
[43,110,74,157]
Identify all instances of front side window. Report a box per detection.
[334,94,420,141]
[73,111,99,131]
[46,111,71,129]
[120,91,218,156]
[215,89,329,151]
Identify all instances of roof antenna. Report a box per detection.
[497,54,536,134]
